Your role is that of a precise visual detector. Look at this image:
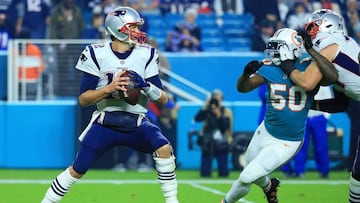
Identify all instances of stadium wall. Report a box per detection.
[0,52,7,100]
[0,53,351,169]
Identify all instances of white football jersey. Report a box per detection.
[75,41,160,114]
[312,32,360,101]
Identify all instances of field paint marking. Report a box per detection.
[189,183,254,203]
[0,179,348,185]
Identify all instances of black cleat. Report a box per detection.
[264,178,280,203]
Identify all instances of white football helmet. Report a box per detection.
[105,7,146,44]
[304,9,345,39]
[265,28,303,66]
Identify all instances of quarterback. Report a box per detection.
[41,7,179,203]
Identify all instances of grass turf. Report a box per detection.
[0,169,349,203]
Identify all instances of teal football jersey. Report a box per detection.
[257,61,314,141]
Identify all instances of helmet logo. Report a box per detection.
[113,10,127,17]
[293,33,302,47]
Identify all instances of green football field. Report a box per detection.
[0,169,349,203]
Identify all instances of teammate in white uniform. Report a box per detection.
[278,9,360,203]
[221,28,330,203]
[41,7,179,203]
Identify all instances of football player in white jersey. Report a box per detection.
[41,7,179,203]
[278,9,360,203]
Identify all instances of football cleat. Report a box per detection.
[264,178,280,203]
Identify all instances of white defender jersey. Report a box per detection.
[312,32,360,101]
[75,41,160,114]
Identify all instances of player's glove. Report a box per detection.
[243,60,263,76]
[129,70,162,101]
[279,45,296,75]
[128,70,150,90]
[297,28,313,50]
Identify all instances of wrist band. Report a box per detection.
[145,82,162,101]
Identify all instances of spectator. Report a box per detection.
[251,19,275,52]
[343,0,359,37]
[17,30,46,100]
[100,0,125,16]
[285,2,312,29]
[49,0,85,39]
[165,8,202,52]
[244,0,281,27]
[159,0,173,15]
[196,1,213,14]
[0,11,15,51]
[1,0,19,27]
[214,0,244,16]
[82,5,106,39]
[310,0,342,15]
[194,89,233,177]
[128,0,160,15]
[15,0,51,39]
[277,0,290,23]
[49,0,86,96]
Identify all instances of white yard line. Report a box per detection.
[0,179,347,202]
[189,183,254,203]
[0,179,348,184]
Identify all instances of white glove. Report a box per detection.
[279,45,295,61]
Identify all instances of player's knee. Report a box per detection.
[239,169,256,184]
[69,166,84,179]
[154,144,174,158]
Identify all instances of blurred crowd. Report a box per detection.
[2,0,360,52]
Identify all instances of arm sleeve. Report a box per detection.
[79,72,99,94]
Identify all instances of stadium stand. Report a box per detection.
[144,13,254,52]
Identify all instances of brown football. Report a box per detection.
[119,70,141,105]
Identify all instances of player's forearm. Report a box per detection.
[78,88,112,106]
[237,73,265,93]
[307,48,338,84]
[237,75,252,92]
[289,70,317,91]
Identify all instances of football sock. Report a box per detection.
[349,173,360,202]
[41,168,79,203]
[225,179,251,203]
[254,176,270,191]
[154,156,179,203]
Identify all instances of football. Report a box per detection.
[119,70,141,105]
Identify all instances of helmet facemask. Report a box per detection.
[304,9,345,39]
[105,7,147,45]
[119,22,147,44]
[264,28,303,66]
